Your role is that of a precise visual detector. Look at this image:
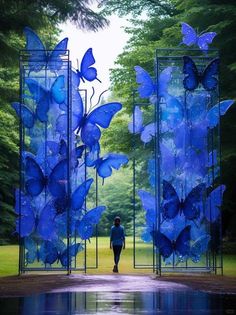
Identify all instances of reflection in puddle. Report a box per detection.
[0,290,235,314]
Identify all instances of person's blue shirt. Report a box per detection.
[110,225,125,246]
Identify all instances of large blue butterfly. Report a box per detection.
[74,48,101,86]
[12,75,66,127]
[56,96,122,149]
[205,185,226,222]
[24,157,68,198]
[86,153,129,180]
[162,180,206,220]
[128,105,156,143]
[183,56,220,91]
[15,190,57,240]
[24,27,68,72]
[206,100,235,129]
[134,66,172,99]
[151,225,191,259]
[181,22,217,51]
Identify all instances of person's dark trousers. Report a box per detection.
[113,245,122,265]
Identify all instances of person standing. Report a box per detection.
[110,216,125,273]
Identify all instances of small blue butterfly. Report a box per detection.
[183,56,220,91]
[206,100,235,128]
[162,180,206,221]
[24,157,68,198]
[12,75,66,127]
[24,27,68,72]
[128,106,156,143]
[74,48,101,86]
[181,22,217,51]
[151,225,191,259]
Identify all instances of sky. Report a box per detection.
[59,15,131,97]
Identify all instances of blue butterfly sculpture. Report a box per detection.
[77,206,106,240]
[183,56,220,91]
[74,48,101,85]
[151,225,191,259]
[56,93,122,150]
[205,185,226,222]
[190,234,211,263]
[24,27,68,72]
[24,157,68,198]
[86,153,129,180]
[15,190,57,240]
[128,106,156,143]
[138,190,157,229]
[206,100,235,129]
[134,66,172,99]
[39,240,83,266]
[181,22,217,51]
[54,178,93,214]
[12,75,66,127]
[162,180,206,220]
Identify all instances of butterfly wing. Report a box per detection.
[81,102,122,147]
[197,32,217,51]
[206,100,235,129]
[25,78,49,122]
[202,58,220,91]
[60,243,83,267]
[11,102,35,128]
[25,157,45,196]
[128,105,143,134]
[23,27,46,72]
[190,234,211,263]
[183,183,206,220]
[205,185,226,222]
[80,48,98,82]
[71,178,93,211]
[37,201,57,241]
[77,206,106,240]
[51,75,66,104]
[24,237,38,264]
[48,159,68,198]
[162,180,180,219]
[15,189,35,237]
[48,37,68,71]
[138,190,156,228]
[134,66,155,98]
[151,230,173,258]
[158,66,172,97]
[140,123,155,143]
[96,154,129,179]
[181,22,198,46]
[183,56,199,91]
[39,240,58,265]
[175,225,191,257]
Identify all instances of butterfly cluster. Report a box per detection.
[13,27,128,269]
[130,23,232,266]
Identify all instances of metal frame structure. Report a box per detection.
[133,48,223,275]
[18,49,99,274]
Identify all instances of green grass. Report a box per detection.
[0,237,235,277]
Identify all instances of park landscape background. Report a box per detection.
[0,0,235,268]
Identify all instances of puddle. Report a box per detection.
[0,290,235,314]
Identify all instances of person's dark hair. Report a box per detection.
[114,216,121,222]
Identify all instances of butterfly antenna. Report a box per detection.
[93,89,109,108]
[89,86,95,108]
[102,178,105,185]
[96,77,102,83]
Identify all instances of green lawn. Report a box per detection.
[0,237,235,276]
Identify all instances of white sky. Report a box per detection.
[59,15,131,96]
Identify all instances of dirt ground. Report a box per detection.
[0,273,235,297]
